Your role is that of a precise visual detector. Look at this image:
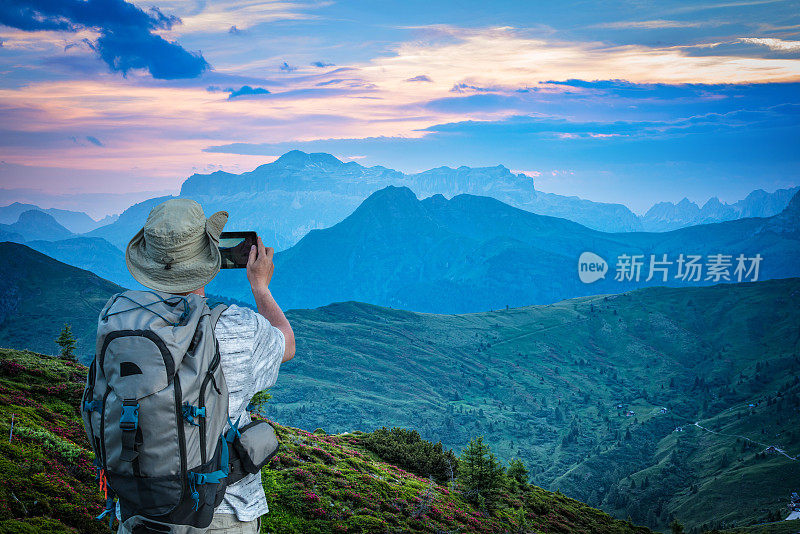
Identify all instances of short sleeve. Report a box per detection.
[215,305,286,414]
[249,309,286,392]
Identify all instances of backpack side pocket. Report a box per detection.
[229,420,279,483]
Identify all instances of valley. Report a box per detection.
[0,241,796,531]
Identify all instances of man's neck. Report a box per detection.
[174,287,205,297]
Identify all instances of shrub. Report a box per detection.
[15,425,84,462]
[361,427,458,484]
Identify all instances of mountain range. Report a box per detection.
[203,185,800,312]
[642,186,800,232]
[0,241,796,532]
[0,202,115,233]
[0,242,123,355]
[84,151,798,252]
[11,182,799,314]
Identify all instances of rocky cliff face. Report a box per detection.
[178,151,643,249]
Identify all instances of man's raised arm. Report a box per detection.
[246,236,296,362]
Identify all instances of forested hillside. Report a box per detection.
[264,278,800,531]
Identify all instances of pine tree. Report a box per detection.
[670,518,685,534]
[458,436,505,511]
[507,459,528,485]
[56,323,77,362]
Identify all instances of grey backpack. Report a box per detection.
[82,290,232,531]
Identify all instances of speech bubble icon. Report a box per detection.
[578,251,608,284]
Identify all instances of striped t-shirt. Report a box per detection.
[214,304,286,521]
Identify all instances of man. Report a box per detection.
[121,198,295,533]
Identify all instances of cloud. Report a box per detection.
[738,37,800,52]
[360,26,800,89]
[450,83,498,93]
[0,0,208,79]
[280,61,298,72]
[593,20,712,29]
[311,61,335,68]
[406,75,433,82]
[96,29,209,79]
[227,85,271,99]
[153,0,327,34]
[228,25,244,35]
[206,85,272,99]
[86,135,103,146]
[2,23,799,194]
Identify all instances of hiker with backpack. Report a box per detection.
[81,199,295,533]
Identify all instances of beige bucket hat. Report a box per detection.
[125,199,228,293]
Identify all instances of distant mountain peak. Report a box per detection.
[702,196,723,208]
[18,209,57,224]
[361,185,418,206]
[782,189,800,215]
[0,209,73,242]
[272,150,345,168]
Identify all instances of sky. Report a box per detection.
[0,0,799,216]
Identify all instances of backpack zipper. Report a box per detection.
[174,374,187,501]
[99,386,111,473]
[198,343,221,465]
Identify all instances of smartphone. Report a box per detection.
[218,231,257,269]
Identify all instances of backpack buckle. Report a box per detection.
[120,400,139,431]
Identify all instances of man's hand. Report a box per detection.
[246,236,274,291]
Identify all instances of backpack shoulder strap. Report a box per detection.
[209,304,229,330]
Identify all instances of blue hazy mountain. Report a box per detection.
[85,195,173,249]
[0,210,74,242]
[641,186,800,231]
[205,186,800,312]
[13,183,799,314]
[0,207,141,289]
[179,151,640,250]
[0,202,108,233]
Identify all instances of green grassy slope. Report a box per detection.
[263,278,800,532]
[0,348,654,534]
[0,242,123,358]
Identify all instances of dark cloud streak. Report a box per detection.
[0,0,209,79]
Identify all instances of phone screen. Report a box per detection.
[218,232,257,269]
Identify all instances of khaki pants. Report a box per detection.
[118,514,260,533]
[205,514,260,533]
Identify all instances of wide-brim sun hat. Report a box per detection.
[126,198,228,293]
